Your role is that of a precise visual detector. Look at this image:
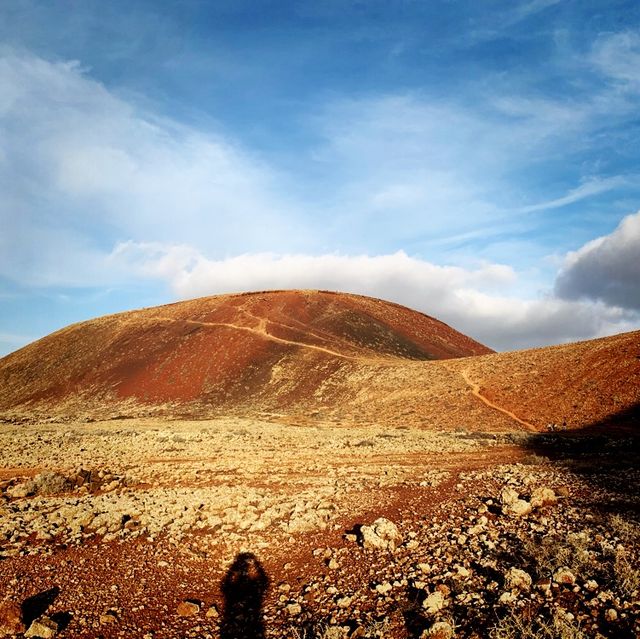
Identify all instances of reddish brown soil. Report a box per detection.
[0,290,638,434]
[0,290,490,418]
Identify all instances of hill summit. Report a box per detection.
[0,290,491,421]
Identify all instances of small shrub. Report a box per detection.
[521,453,551,465]
[614,548,640,599]
[522,532,595,579]
[490,610,585,639]
[31,472,73,496]
[609,514,640,544]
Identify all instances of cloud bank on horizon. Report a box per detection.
[1,0,640,354]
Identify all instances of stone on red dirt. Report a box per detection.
[205,604,219,619]
[99,611,118,624]
[422,590,448,614]
[0,600,25,636]
[531,486,557,508]
[24,616,59,639]
[360,517,402,551]
[176,601,200,617]
[553,567,576,585]
[504,567,532,591]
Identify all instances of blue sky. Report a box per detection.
[1,0,640,353]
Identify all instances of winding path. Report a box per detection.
[460,368,534,429]
[149,315,390,363]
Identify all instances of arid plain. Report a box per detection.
[1,291,639,639]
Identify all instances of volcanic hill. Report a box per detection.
[0,289,638,431]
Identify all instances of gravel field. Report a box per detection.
[1,420,638,638]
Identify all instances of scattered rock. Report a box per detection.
[498,591,517,604]
[421,621,455,639]
[375,582,393,596]
[499,487,519,506]
[499,487,531,516]
[6,483,33,499]
[99,611,118,624]
[585,579,599,592]
[205,604,219,619]
[176,601,200,617]
[530,486,557,508]
[360,517,403,551]
[286,603,302,616]
[24,616,59,639]
[506,499,532,517]
[422,590,448,614]
[504,567,532,591]
[553,567,576,586]
[535,578,552,593]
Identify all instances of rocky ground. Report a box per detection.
[0,419,638,638]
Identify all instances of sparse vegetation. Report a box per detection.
[490,610,586,639]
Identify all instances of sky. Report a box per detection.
[1,0,640,354]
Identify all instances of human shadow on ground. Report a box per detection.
[22,587,60,627]
[220,552,269,639]
[21,586,72,632]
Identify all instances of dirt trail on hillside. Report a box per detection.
[150,315,392,363]
[459,368,534,430]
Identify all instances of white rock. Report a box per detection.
[360,517,402,551]
[499,487,519,506]
[530,487,557,508]
[585,579,599,592]
[553,567,576,586]
[375,582,393,595]
[422,591,447,614]
[504,567,532,591]
[498,591,517,604]
[504,499,532,517]
[25,616,58,639]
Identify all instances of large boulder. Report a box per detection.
[360,517,403,551]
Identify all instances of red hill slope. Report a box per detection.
[0,290,490,421]
[1,290,638,432]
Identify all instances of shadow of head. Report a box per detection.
[22,587,60,627]
[221,552,269,639]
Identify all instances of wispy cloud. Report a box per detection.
[510,0,563,25]
[517,177,631,214]
[591,30,640,92]
[0,51,306,287]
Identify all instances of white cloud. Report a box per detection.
[112,241,638,352]
[0,51,303,287]
[555,210,640,310]
[512,0,562,21]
